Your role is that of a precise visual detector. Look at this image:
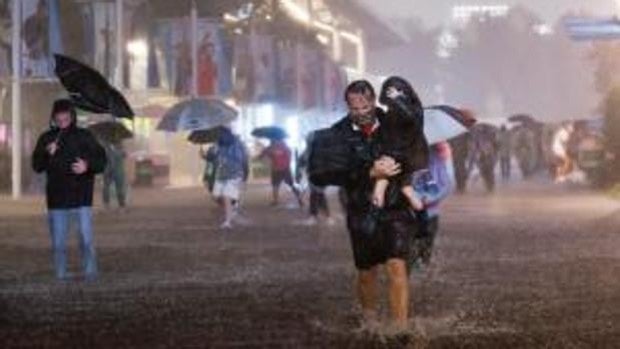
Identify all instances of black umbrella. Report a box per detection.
[251,126,288,140]
[54,54,134,119]
[88,121,133,143]
[508,114,536,125]
[187,126,225,144]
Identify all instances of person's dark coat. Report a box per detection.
[312,111,410,213]
[32,120,107,209]
[377,76,429,177]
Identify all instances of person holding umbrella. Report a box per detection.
[87,121,131,210]
[212,127,249,229]
[32,99,107,280]
[255,129,303,207]
[296,132,334,226]
[188,127,225,194]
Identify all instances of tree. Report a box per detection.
[443,6,597,121]
[603,86,620,176]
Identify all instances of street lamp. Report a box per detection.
[127,40,148,57]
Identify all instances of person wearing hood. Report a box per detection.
[212,127,249,229]
[409,141,455,273]
[32,99,107,280]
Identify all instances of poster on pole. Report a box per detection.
[322,54,347,112]
[298,46,322,109]
[196,20,232,97]
[250,33,275,103]
[158,18,231,97]
[232,34,254,103]
[0,1,9,78]
[20,0,63,78]
[276,42,297,107]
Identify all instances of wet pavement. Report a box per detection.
[1,180,620,348]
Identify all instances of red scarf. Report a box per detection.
[361,124,376,138]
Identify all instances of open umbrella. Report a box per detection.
[54,54,134,119]
[251,126,288,140]
[187,126,225,144]
[156,98,237,132]
[88,121,133,144]
[423,105,476,144]
[508,113,536,125]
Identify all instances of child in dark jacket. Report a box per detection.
[363,77,430,236]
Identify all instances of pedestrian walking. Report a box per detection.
[408,141,454,273]
[498,125,511,181]
[309,80,420,334]
[32,99,107,280]
[211,127,249,229]
[102,141,127,209]
[258,139,303,207]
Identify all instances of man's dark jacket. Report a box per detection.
[32,124,107,209]
[309,110,408,212]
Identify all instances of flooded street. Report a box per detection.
[1,181,620,348]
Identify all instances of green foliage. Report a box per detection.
[603,86,620,152]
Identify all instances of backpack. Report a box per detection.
[307,127,355,186]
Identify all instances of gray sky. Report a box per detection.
[360,0,617,28]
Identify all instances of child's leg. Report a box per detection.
[401,185,423,210]
[372,179,389,207]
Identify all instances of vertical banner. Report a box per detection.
[232,34,254,103]
[276,42,297,107]
[250,34,275,102]
[217,29,233,97]
[159,18,231,97]
[196,20,231,97]
[0,1,11,78]
[21,0,50,77]
[78,1,113,79]
[323,54,347,112]
[47,0,61,55]
[298,46,322,109]
[158,18,191,96]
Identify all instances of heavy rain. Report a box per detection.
[1,0,620,348]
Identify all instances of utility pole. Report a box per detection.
[11,0,22,199]
[357,28,366,73]
[115,0,123,87]
[190,0,198,97]
[332,19,342,62]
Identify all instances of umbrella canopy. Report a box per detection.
[187,126,225,144]
[54,54,134,119]
[88,121,133,144]
[156,98,237,132]
[423,105,476,144]
[508,113,536,125]
[251,126,288,140]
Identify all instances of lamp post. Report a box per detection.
[11,0,21,199]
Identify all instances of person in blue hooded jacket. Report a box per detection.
[211,127,249,229]
[408,141,454,272]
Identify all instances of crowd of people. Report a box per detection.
[33,74,609,341]
[31,79,458,339]
[449,116,607,193]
